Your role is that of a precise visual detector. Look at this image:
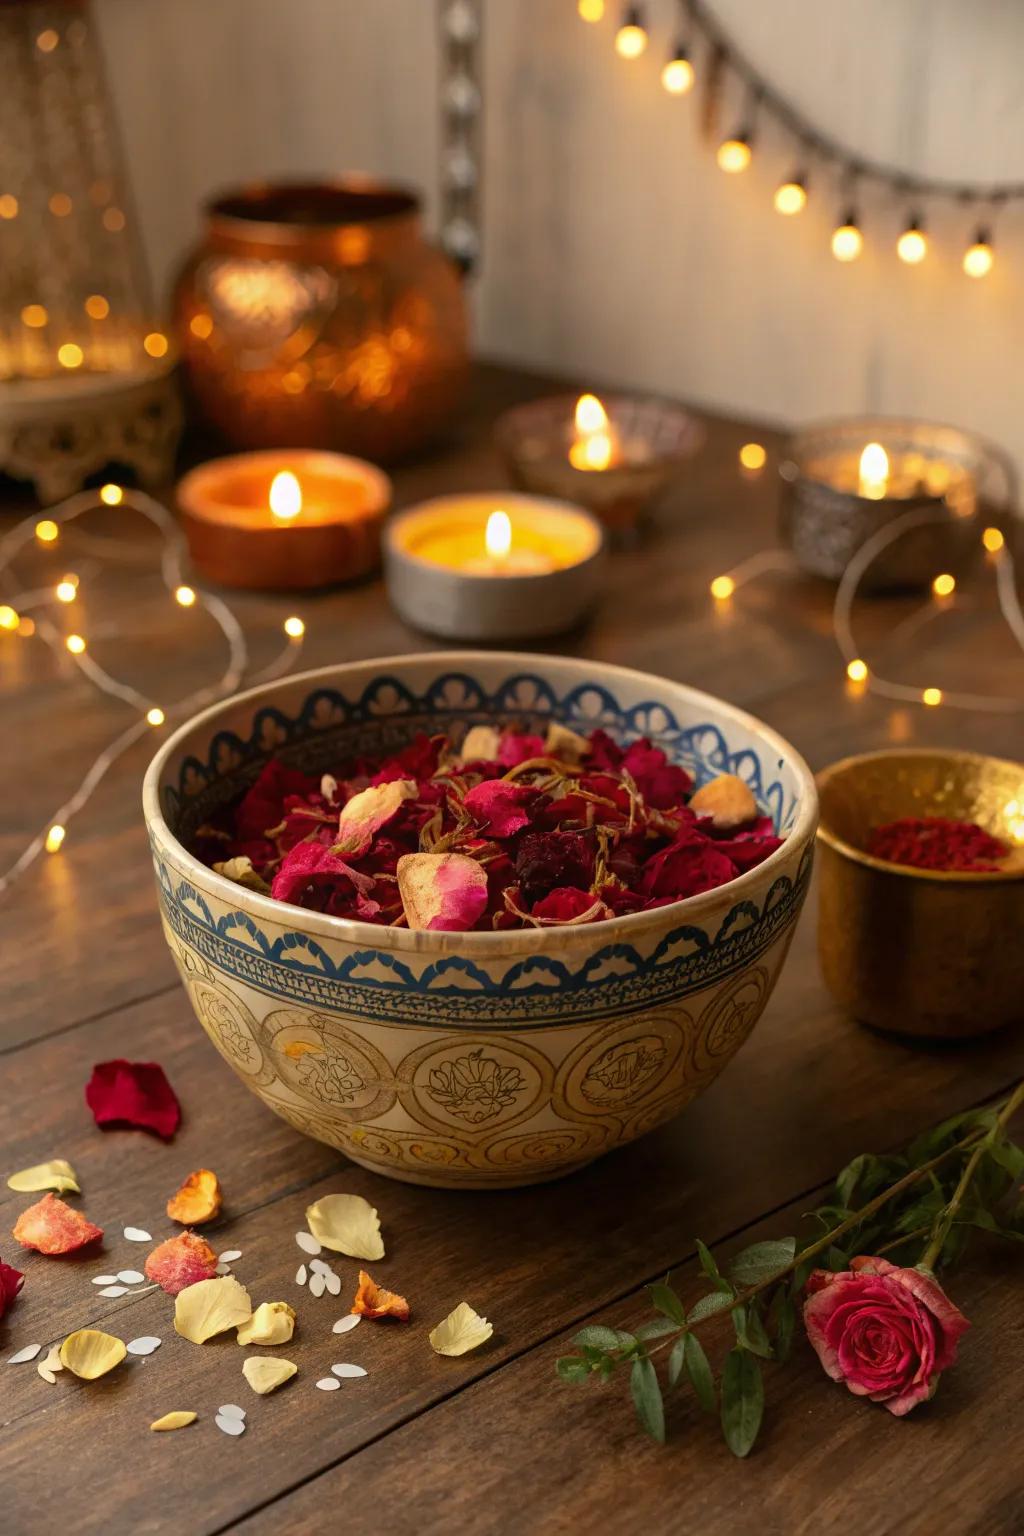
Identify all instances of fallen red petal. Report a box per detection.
[144,1231,219,1295]
[12,1193,103,1255]
[85,1059,181,1140]
[0,1257,25,1318]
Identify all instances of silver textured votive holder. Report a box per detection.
[384,492,606,642]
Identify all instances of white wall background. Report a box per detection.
[96,0,1024,460]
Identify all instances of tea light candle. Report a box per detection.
[177,448,392,590]
[384,492,606,640]
[569,394,619,471]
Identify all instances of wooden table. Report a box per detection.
[1,364,1022,1536]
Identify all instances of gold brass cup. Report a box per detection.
[816,749,1024,1039]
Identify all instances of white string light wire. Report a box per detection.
[0,486,307,896]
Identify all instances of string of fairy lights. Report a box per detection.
[578,0,1021,276]
[0,487,308,896]
[708,443,1023,715]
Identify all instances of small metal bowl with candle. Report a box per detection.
[177,448,391,590]
[495,392,704,540]
[779,417,1015,592]
[384,492,606,641]
[817,748,1024,1039]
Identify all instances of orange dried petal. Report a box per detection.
[12,1192,103,1255]
[351,1268,410,1322]
[166,1169,222,1226]
[144,1231,218,1295]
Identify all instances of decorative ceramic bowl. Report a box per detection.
[817,749,1024,1039]
[143,654,817,1188]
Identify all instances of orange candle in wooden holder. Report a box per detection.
[177,449,392,590]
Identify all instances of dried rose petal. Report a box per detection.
[396,853,489,932]
[463,780,539,838]
[174,1275,252,1344]
[271,841,374,908]
[145,1232,219,1295]
[167,1169,222,1226]
[235,760,317,841]
[12,1193,103,1255]
[429,1302,493,1356]
[515,831,595,903]
[531,887,607,924]
[641,839,738,900]
[334,779,417,855]
[689,772,758,831]
[455,724,501,764]
[0,1257,24,1319]
[497,732,545,768]
[85,1059,181,1140]
[60,1328,127,1379]
[351,1268,410,1322]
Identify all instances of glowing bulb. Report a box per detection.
[175,584,197,607]
[143,331,169,358]
[922,687,943,707]
[846,659,868,683]
[269,470,302,523]
[99,482,123,505]
[661,51,694,95]
[17,616,35,638]
[615,17,647,59]
[963,234,993,278]
[739,442,766,471]
[710,575,735,601]
[58,343,84,369]
[85,294,109,319]
[283,615,305,639]
[49,193,72,217]
[35,519,59,542]
[578,0,604,19]
[0,194,18,219]
[774,179,807,215]
[21,304,48,328]
[189,313,213,339]
[146,706,165,726]
[485,510,513,561]
[897,222,927,265]
[45,825,66,853]
[36,28,59,52]
[831,220,863,262]
[55,577,78,603]
[102,207,125,232]
[0,605,19,631]
[65,633,86,654]
[858,443,889,500]
[717,136,751,174]
[932,572,955,598]
[982,526,1004,553]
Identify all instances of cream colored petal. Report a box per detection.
[457,725,501,763]
[544,721,590,763]
[429,1302,493,1357]
[150,1411,198,1431]
[174,1275,253,1344]
[237,1301,296,1346]
[242,1357,298,1395]
[306,1194,384,1261]
[59,1329,127,1379]
[7,1159,80,1195]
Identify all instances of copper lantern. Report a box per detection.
[172,180,469,463]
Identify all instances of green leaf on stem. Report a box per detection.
[635,1317,681,1342]
[630,1356,666,1444]
[732,1304,773,1359]
[572,1325,622,1352]
[721,1348,764,1458]
[988,1140,1024,1181]
[648,1279,687,1326]
[728,1237,796,1288]
[683,1333,716,1412]
[688,1290,735,1323]
[556,1356,592,1383]
[767,1288,796,1363]
[695,1238,729,1289]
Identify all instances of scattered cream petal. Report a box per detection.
[215,1414,246,1437]
[174,1276,253,1345]
[98,1285,129,1298]
[37,1345,63,1384]
[123,1226,151,1242]
[332,1315,361,1335]
[91,1275,119,1286]
[6,1159,80,1195]
[295,1231,321,1256]
[309,1272,326,1299]
[60,1329,127,1379]
[151,1411,197,1432]
[116,1270,145,1285]
[8,1343,42,1364]
[218,1402,246,1420]
[325,1271,342,1297]
[295,1264,307,1287]
[218,1249,242,1264]
[215,1262,231,1276]
[331,1363,367,1379]
[237,1302,295,1347]
[308,1258,330,1277]
[306,1194,384,1261]
[127,1336,162,1357]
[243,1357,297,1396]
[429,1303,493,1357]
[315,1377,341,1391]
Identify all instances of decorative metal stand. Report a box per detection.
[438,0,484,273]
[0,0,181,500]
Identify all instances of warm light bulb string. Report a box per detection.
[0,488,306,896]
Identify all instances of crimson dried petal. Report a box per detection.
[497,732,546,768]
[397,853,489,931]
[370,732,441,784]
[234,761,317,841]
[12,1193,103,1255]
[640,840,739,901]
[0,1258,25,1318]
[85,1059,181,1140]
[531,887,607,924]
[463,780,540,838]
[271,842,374,907]
[621,740,694,809]
[515,831,595,903]
[711,817,783,873]
[585,729,624,770]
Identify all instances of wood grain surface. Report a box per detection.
[1,363,1021,1535]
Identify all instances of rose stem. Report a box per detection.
[918,1076,1024,1272]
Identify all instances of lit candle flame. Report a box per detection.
[269,470,302,522]
[574,394,609,434]
[485,509,512,561]
[570,394,614,471]
[858,442,889,500]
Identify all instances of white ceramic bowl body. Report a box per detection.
[143,653,817,1188]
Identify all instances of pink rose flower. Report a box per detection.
[803,1255,970,1417]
